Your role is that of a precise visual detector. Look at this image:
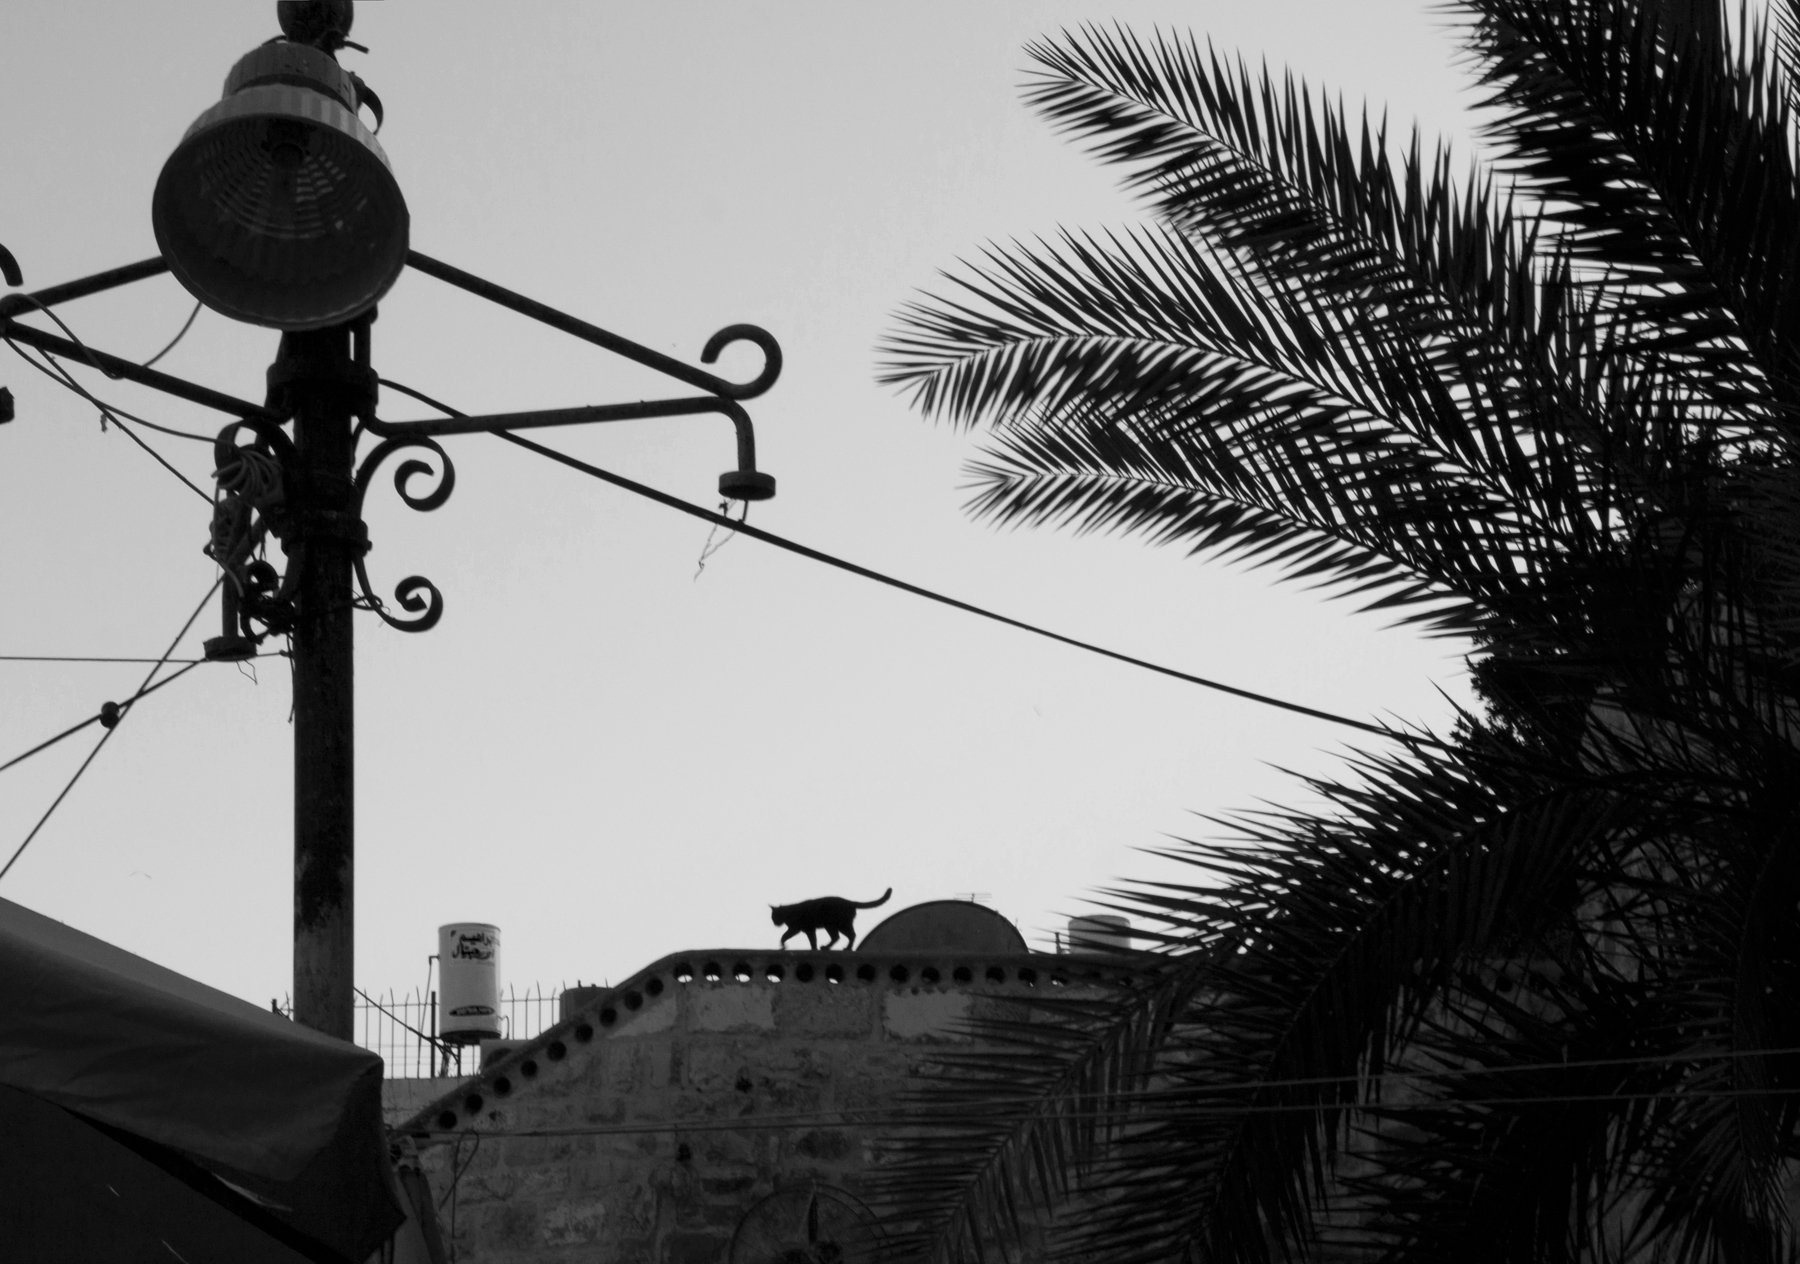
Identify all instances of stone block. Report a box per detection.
[668,1231,732,1264]
[509,1163,571,1198]
[693,1128,762,1169]
[773,983,875,1037]
[688,985,776,1032]
[577,1096,629,1128]
[680,1044,755,1094]
[601,1040,669,1092]
[456,1198,537,1253]
[790,1128,854,1163]
[700,1173,758,1198]
[616,998,677,1036]
[541,1197,607,1247]
[884,989,973,1041]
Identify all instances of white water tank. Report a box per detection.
[1065,915,1132,955]
[438,922,501,1044]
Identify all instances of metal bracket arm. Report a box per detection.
[404,250,781,401]
[0,256,169,319]
[364,396,763,481]
[0,249,280,421]
[1,317,280,421]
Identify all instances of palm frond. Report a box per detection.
[874,738,1643,1263]
[1458,0,1800,424]
[877,5,1800,1259]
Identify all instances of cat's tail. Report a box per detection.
[853,888,893,909]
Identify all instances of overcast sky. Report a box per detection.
[2,2,1480,1015]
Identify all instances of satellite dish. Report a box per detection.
[728,1184,879,1264]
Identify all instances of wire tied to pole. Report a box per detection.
[693,498,748,580]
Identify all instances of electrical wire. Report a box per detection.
[139,300,202,370]
[374,377,1412,745]
[6,338,215,443]
[505,431,1410,742]
[0,577,221,883]
[3,288,219,500]
[401,1082,1800,1140]
[5,338,213,501]
[4,289,205,385]
[0,655,210,664]
[355,985,455,1057]
[0,664,205,777]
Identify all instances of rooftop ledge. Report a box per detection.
[392,945,1150,1137]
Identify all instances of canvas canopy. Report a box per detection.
[0,894,405,1261]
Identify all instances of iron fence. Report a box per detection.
[275,981,583,1078]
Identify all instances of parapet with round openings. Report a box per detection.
[395,944,1141,1156]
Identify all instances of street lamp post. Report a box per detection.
[276,322,371,1038]
[0,0,779,1039]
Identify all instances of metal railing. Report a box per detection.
[275,981,584,1078]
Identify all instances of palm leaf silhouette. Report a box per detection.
[872,4,1800,1262]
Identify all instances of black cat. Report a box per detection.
[771,888,892,950]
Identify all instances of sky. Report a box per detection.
[1,2,1483,1017]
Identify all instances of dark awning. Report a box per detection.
[0,895,405,1261]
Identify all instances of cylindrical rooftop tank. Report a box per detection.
[438,922,501,1044]
[1065,914,1132,954]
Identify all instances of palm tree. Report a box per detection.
[872,2,1800,1261]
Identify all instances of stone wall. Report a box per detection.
[393,949,1129,1263]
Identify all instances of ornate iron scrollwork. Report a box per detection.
[206,418,302,658]
[350,433,455,632]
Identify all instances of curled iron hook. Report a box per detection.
[699,324,782,400]
[348,72,384,133]
[0,243,22,289]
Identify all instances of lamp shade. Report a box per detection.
[152,42,407,331]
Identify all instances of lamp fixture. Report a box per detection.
[151,39,407,331]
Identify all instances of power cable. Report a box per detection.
[5,339,213,501]
[0,654,286,665]
[0,655,209,665]
[0,664,203,777]
[139,300,202,370]
[402,1082,1800,1139]
[0,577,221,883]
[4,289,208,387]
[355,985,455,1058]
[6,338,214,443]
[374,378,1411,745]
[503,432,1408,742]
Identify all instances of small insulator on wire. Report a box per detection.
[0,386,14,424]
[99,701,122,730]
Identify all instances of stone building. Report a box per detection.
[389,901,1132,1263]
